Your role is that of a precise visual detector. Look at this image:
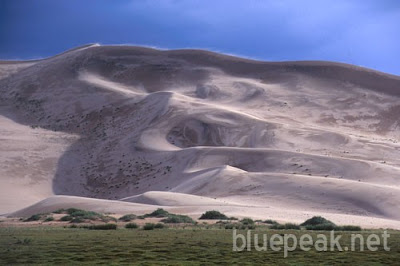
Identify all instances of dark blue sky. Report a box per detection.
[1,0,399,75]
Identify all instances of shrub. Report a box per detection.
[283,223,301,230]
[86,224,117,230]
[142,223,165,229]
[301,216,342,231]
[264,219,278,225]
[225,224,235,229]
[57,208,112,222]
[161,214,195,224]
[229,217,239,221]
[199,210,229,220]
[305,223,336,231]
[125,223,139,229]
[142,208,170,218]
[143,223,156,230]
[247,224,256,230]
[70,217,85,223]
[301,216,336,227]
[140,209,195,224]
[69,224,78,228]
[60,215,73,222]
[154,223,165,229]
[238,224,255,230]
[240,218,255,225]
[44,217,54,222]
[119,214,137,222]
[66,208,102,220]
[24,214,42,222]
[270,224,285,230]
[270,223,301,230]
[53,209,65,214]
[65,208,81,214]
[336,225,362,231]
[101,216,117,223]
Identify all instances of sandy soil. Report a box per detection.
[0,44,399,229]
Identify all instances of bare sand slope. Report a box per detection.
[121,191,238,206]
[0,45,399,228]
[0,107,78,214]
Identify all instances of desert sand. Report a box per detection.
[0,44,399,228]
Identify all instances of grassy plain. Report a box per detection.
[1,227,399,265]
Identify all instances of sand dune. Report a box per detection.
[0,45,399,228]
[121,191,237,206]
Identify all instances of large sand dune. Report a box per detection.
[0,44,399,228]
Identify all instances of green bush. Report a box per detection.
[161,214,195,224]
[125,223,139,229]
[270,223,300,230]
[141,208,170,218]
[60,215,73,222]
[304,223,361,231]
[301,216,336,227]
[53,209,65,214]
[86,224,117,230]
[119,214,137,222]
[283,223,301,230]
[44,217,54,222]
[301,216,347,231]
[70,217,85,223]
[143,223,156,230]
[238,224,256,230]
[270,224,285,229]
[66,208,102,220]
[101,216,117,223]
[305,223,336,231]
[240,218,255,225]
[24,214,42,222]
[199,210,229,220]
[264,219,278,225]
[224,224,235,229]
[142,223,165,230]
[140,209,195,224]
[336,225,362,231]
[154,223,165,229]
[56,208,112,222]
[248,224,256,230]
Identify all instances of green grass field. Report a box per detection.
[1,227,399,265]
